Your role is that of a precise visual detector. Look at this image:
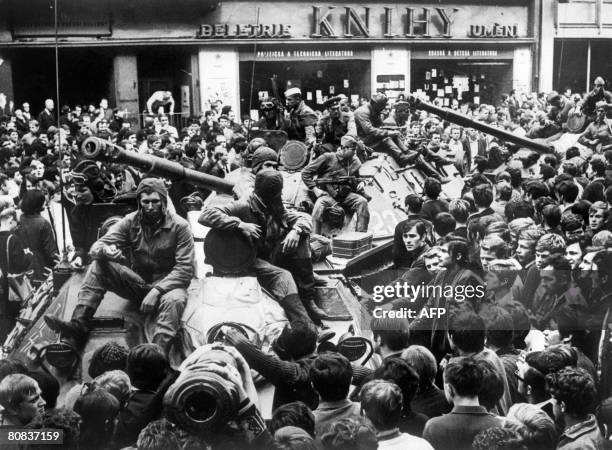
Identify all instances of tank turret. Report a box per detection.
[81,137,235,196]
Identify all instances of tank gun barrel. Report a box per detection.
[407,95,552,154]
[81,137,235,196]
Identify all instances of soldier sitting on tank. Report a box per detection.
[315,96,356,150]
[301,135,371,235]
[353,94,445,182]
[199,170,328,327]
[583,76,612,118]
[527,91,575,140]
[257,97,288,131]
[284,88,317,146]
[354,93,412,166]
[45,178,195,357]
[578,101,612,152]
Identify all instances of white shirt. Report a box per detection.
[378,433,434,450]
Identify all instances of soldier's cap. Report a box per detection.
[323,96,344,108]
[595,76,605,86]
[284,87,302,98]
[596,100,609,110]
[340,135,358,148]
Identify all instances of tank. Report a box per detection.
[81,137,236,196]
[5,139,373,410]
[407,95,554,154]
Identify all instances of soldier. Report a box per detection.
[284,87,317,145]
[45,178,195,357]
[302,135,370,234]
[199,170,328,325]
[257,97,287,131]
[354,93,412,166]
[315,95,355,148]
[583,76,612,118]
[578,101,612,152]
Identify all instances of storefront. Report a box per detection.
[199,1,537,115]
[0,0,537,122]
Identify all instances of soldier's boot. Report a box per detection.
[44,305,95,348]
[304,297,330,321]
[281,293,314,324]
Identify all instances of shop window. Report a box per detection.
[375,75,406,101]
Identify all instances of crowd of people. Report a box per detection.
[0,74,610,450]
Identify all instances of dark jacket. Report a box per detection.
[411,384,452,419]
[198,194,311,261]
[316,114,351,145]
[0,231,30,317]
[422,405,504,450]
[420,199,449,222]
[209,161,239,179]
[354,103,394,147]
[37,109,56,132]
[16,213,58,281]
[302,151,363,199]
[113,390,157,448]
[225,330,319,410]
[286,101,317,141]
[466,208,505,241]
[90,209,194,293]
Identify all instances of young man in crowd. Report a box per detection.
[422,358,504,450]
[361,380,434,450]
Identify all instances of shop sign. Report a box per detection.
[468,23,519,38]
[198,3,530,41]
[198,24,292,38]
[413,48,513,59]
[311,6,458,38]
[240,48,369,61]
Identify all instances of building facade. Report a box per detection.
[0,0,537,122]
[540,0,612,94]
